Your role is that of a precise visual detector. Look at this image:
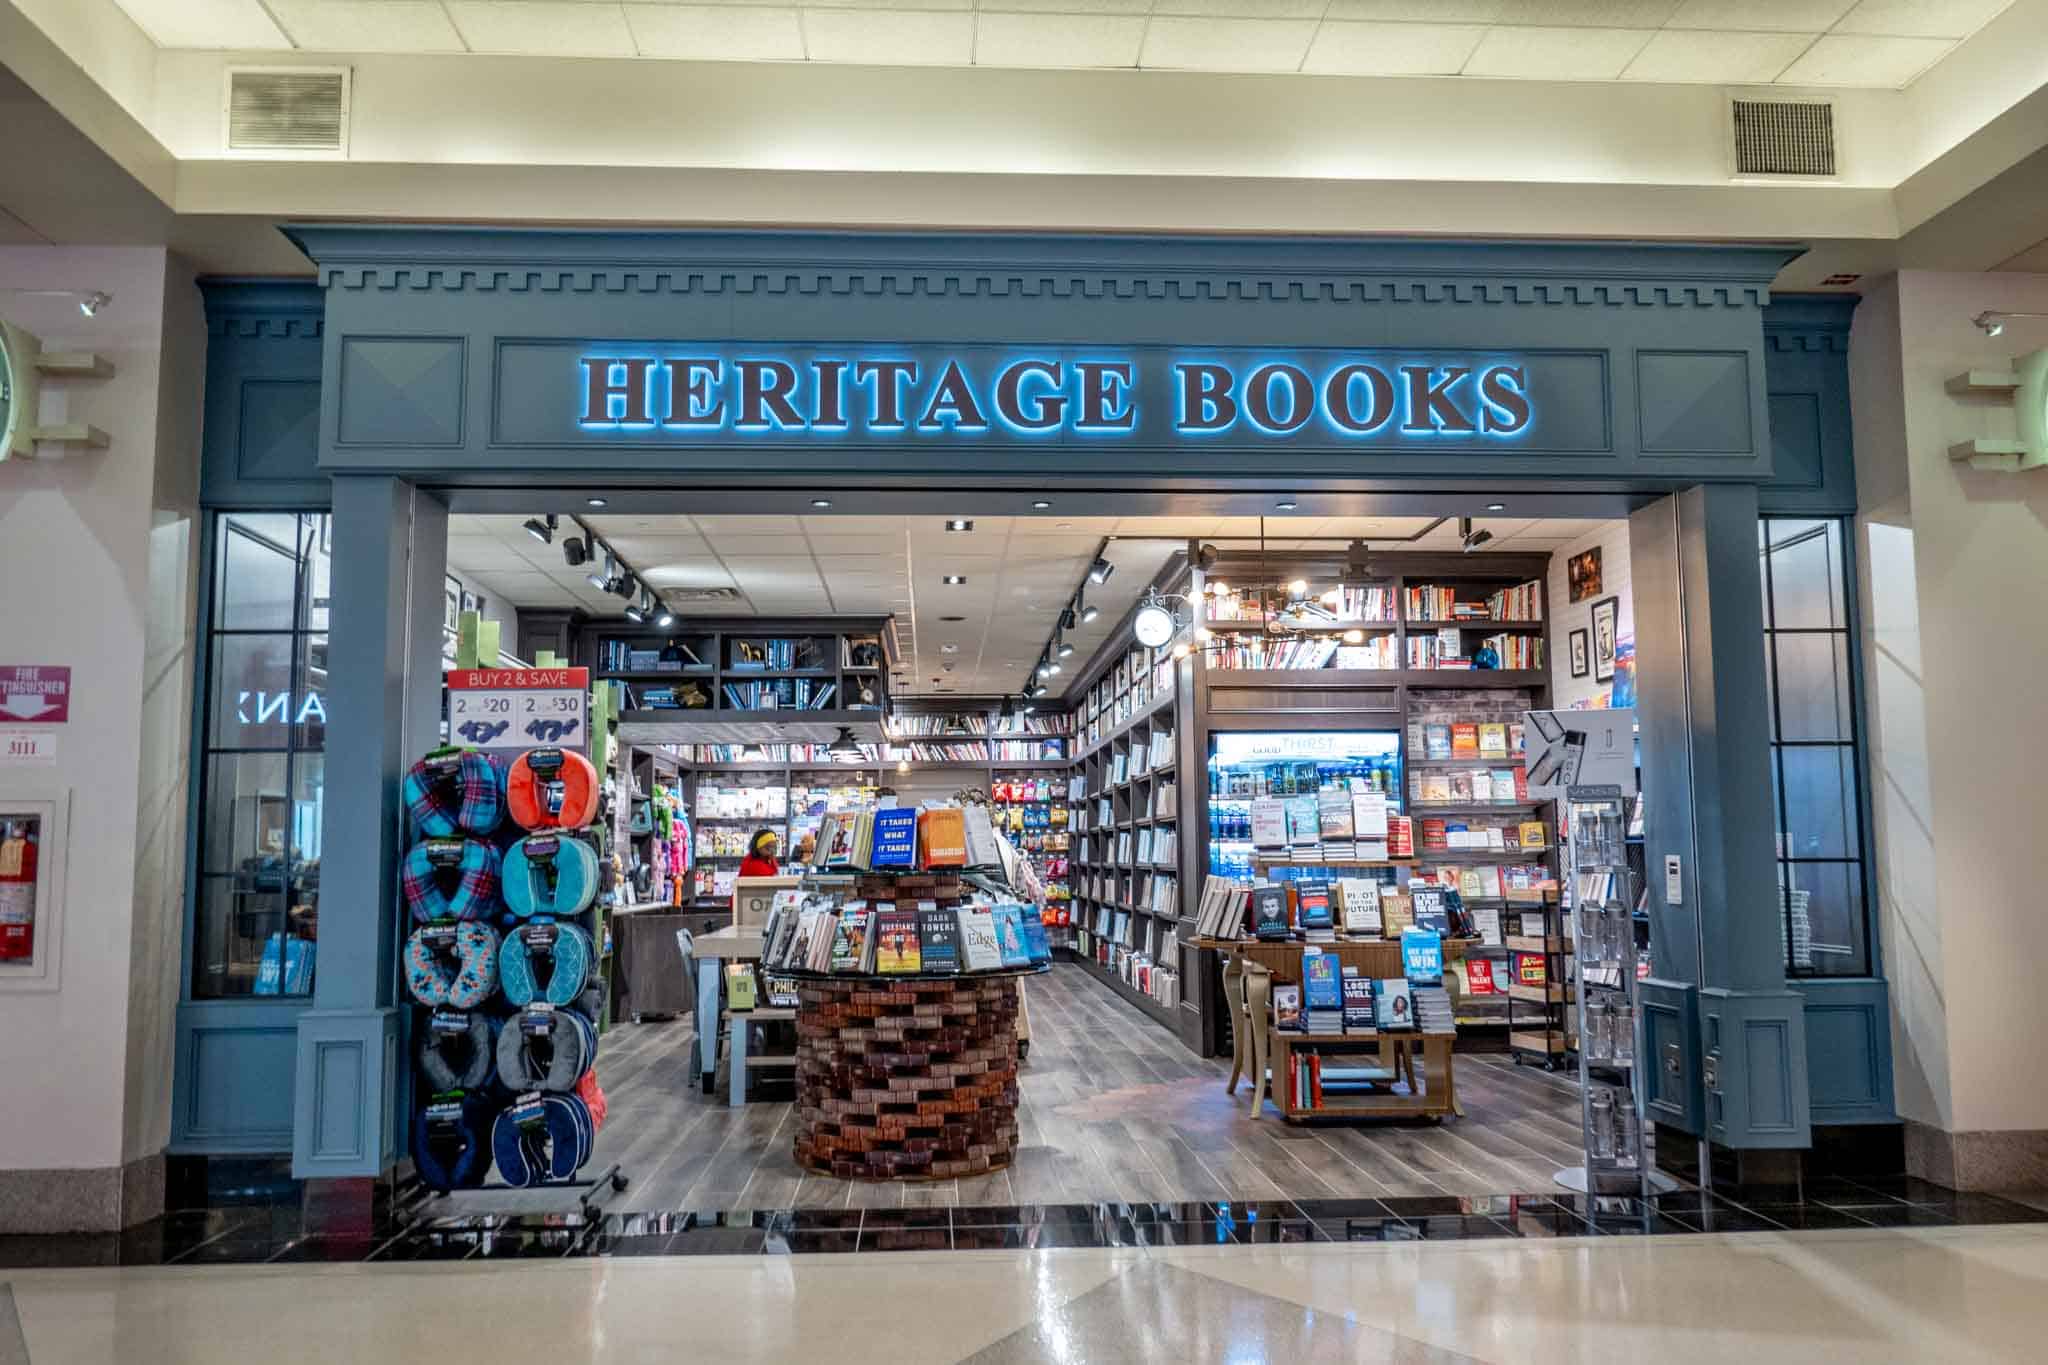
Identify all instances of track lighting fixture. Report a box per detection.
[1057,637,1074,658]
[614,572,638,600]
[1079,600,1099,624]
[1021,698,1037,714]
[589,552,616,591]
[1087,556,1114,584]
[1060,607,1076,633]
[562,535,590,568]
[654,604,675,629]
[1193,542,1220,573]
[78,291,111,317]
[523,514,557,545]
[623,599,645,623]
[1459,517,1494,553]
[999,696,1015,720]
[828,726,864,761]
[1030,682,1050,698]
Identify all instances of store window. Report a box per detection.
[1759,519,1871,978]
[192,513,329,998]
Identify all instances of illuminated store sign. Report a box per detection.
[576,352,1532,442]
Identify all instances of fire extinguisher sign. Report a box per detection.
[0,666,69,724]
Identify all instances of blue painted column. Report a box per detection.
[1631,484,1812,1152]
[292,475,447,1178]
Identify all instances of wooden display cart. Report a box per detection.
[1197,935,1462,1123]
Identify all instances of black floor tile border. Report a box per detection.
[3,1186,2043,1268]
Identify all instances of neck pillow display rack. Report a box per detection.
[496,1005,597,1093]
[403,921,502,1007]
[507,747,601,831]
[414,1090,502,1193]
[499,919,594,1007]
[404,748,505,838]
[402,838,503,923]
[503,834,600,919]
[417,1010,500,1092]
[491,1092,593,1188]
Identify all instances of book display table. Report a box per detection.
[786,964,1046,1180]
[1198,936,1463,1125]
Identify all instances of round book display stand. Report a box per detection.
[792,968,1039,1180]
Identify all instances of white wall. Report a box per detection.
[443,564,520,664]
[0,248,204,1195]
[1545,520,1634,712]
[1852,269,2048,1158]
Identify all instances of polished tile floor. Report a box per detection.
[7,1222,2048,1363]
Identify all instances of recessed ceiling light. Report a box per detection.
[940,615,966,622]
[811,498,833,508]
[1275,498,1298,511]
[945,519,973,532]
[1486,502,1506,512]
[943,575,967,585]
[1031,500,1052,510]
[587,497,607,507]
[941,643,959,654]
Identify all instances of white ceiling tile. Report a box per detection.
[802,0,971,8]
[447,2,636,56]
[975,15,1144,68]
[1326,0,1507,18]
[1500,0,1681,24]
[975,0,1149,11]
[802,8,976,63]
[625,5,806,59]
[113,0,291,47]
[1774,32,1953,84]
[699,515,808,535]
[1304,22,1487,75]
[1153,0,1328,16]
[1462,25,1657,78]
[1139,18,1320,72]
[1621,29,1814,82]
[266,1,466,51]
[1664,0,1855,30]
[1833,0,2011,38]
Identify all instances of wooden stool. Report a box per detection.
[1241,968,1274,1118]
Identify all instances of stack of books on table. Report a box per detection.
[1412,984,1456,1034]
[1302,949,1345,1034]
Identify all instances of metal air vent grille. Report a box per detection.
[1732,99,1835,177]
[226,69,349,153]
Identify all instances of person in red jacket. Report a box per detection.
[736,827,781,879]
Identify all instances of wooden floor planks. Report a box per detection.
[593,962,1587,1212]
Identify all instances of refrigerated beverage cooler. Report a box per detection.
[1206,730,1402,879]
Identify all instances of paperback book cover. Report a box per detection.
[1465,956,1498,994]
[992,905,1032,967]
[917,907,963,973]
[1424,724,1452,760]
[1518,821,1548,850]
[1297,878,1335,934]
[918,808,969,867]
[1402,927,1445,982]
[1272,984,1303,1031]
[874,910,922,973]
[1303,949,1343,1011]
[1249,798,1288,850]
[1479,723,1508,758]
[725,961,759,1011]
[1374,977,1414,1030]
[830,906,870,972]
[871,807,919,869]
[958,910,1004,970]
[1336,877,1382,935]
[1451,723,1480,758]
[963,804,1005,868]
[1285,795,1321,849]
[1250,885,1291,940]
[1018,911,1052,964]
[1341,971,1376,1030]
[1489,769,1518,802]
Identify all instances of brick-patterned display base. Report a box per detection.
[794,976,1022,1180]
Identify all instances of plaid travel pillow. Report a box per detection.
[503,834,600,919]
[414,1090,501,1193]
[506,747,601,831]
[417,1010,500,1092]
[404,749,504,839]
[495,1004,597,1092]
[403,921,501,1007]
[499,919,594,1007]
[401,838,502,923]
[491,1092,592,1188]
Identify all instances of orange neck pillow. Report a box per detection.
[507,747,601,830]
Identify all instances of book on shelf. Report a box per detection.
[1387,814,1414,859]
[1464,956,1499,994]
[991,904,1032,967]
[1351,792,1388,842]
[1317,792,1355,860]
[1381,891,1414,939]
[874,910,922,973]
[1419,773,1453,805]
[918,808,969,867]
[725,961,760,1011]
[1412,983,1456,1034]
[1285,795,1321,854]
[963,804,1005,868]
[1272,984,1303,1032]
[1482,634,1544,670]
[958,910,1003,970]
[1017,910,1052,965]
[1424,724,1452,760]
[1250,798,1288,851]
[870,806,919,869]
[1373,977,1414,1030]
[1251,885,1291,940]
[1303,947,1344,1030]
[1195,877,1249,939]
[830,904,870,972]
[1478,723,1509,759]
[1335,877,1382,935]
[1410,885,1453,936]
[1341,970,1376,1031]
[1485,580,1542,622]
[917,905,962,973]
[1297,877,1335,942]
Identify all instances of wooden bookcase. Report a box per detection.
[577,615,897,728]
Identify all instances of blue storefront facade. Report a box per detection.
[173,227,1887,1179]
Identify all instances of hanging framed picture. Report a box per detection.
[1567,547,1602,603]
[1569,628,1590,679]
[1591,596,1619,682]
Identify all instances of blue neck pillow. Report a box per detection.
[402,838,502,923]
[404,922,501,1008]
[414,1090,501,1193]
[404,749,504,839]
[417,1010,500,1092]
[491,1092,593,1187]
[499,919,593,1008]
[495,1004,597,1093]
[503,834,600,919]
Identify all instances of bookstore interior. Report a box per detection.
[288,500,1705,1201]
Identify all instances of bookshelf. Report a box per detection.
[1188,550,1561,1057]
[579,617,897,722]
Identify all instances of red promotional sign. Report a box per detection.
[445,667,590,751]
[0,666,70,724]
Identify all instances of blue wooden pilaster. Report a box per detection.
[1632,483,1812,1149]
[291,474,445,1178]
